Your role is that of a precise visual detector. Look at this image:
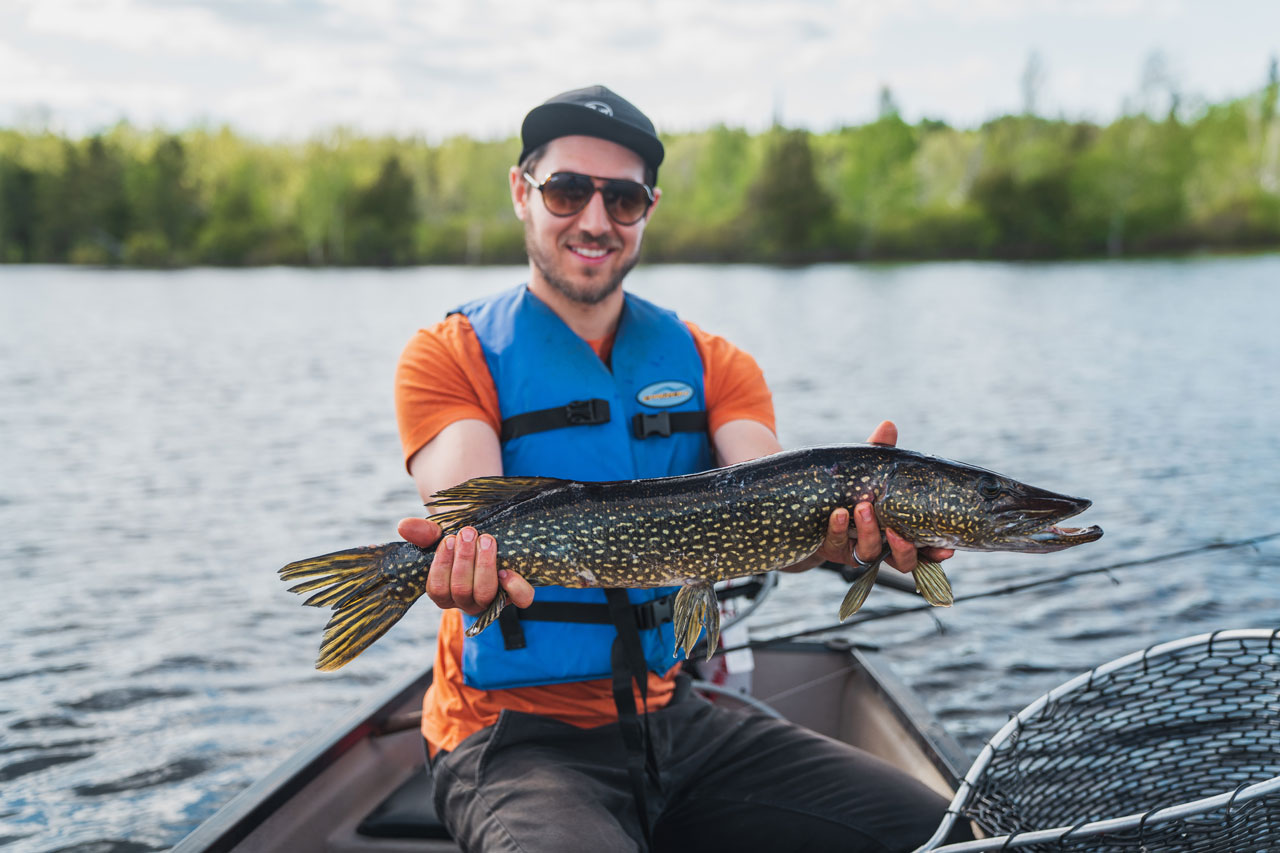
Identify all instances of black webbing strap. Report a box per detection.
[499,398,610,442]
[631,410,708,439]
[604,588,660,847]
[496,606,525,650]
[493,594,676,651]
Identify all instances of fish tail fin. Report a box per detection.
[279,541,431,670]
[839,564,879,621]
[913,559,953,607]
[673,583,721,661]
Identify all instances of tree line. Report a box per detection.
[1,75,1278,267]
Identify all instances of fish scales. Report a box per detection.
[280,445,1102,670]
[485,462,840,587]
[528,455,869,583]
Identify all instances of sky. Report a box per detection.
[2,0,1278,141]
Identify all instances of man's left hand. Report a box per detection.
[797,420,955,574]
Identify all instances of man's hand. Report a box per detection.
[397,517,534,615]
[788,420,955,574]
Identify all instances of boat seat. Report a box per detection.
[357,767,452,841]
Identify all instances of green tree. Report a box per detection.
[0,160,37,262]
[824,115,919,257]
[743,128,833,261]
[124,135,201,265]
[349,154,417,266]
[196,157,277,264]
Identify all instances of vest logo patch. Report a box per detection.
[636,380,694,408]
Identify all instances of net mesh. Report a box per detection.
[950,630,1280,852]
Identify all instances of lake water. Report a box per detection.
[2,258,1279,852]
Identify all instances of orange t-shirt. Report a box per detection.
[394,309,775,755]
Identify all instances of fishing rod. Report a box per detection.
[724,530,1280,654]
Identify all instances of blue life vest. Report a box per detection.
[454,284,713,690]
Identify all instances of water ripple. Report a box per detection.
[73,758,211,797]
[0,753,95,783]
[9,717,87,731]
[59,688,193,713]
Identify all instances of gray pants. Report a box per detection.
[431,678,970,852]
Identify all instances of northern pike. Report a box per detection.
[281,445,1102,670]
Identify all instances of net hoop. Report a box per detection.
[915,628,1280,852]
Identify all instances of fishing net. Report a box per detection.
[918,628,1280,852]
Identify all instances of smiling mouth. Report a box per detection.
[569,245,613,260]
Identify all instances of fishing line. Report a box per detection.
[727,530,1280,653]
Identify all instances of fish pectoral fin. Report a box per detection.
[913,559,954,607]
[839,564,879,621]
[464,589,511,638]
[673,582,721,662]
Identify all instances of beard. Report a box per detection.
[524,224,640,307]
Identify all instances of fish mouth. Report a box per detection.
[996,493,1104,552]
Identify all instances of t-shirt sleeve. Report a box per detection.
[686,321,776,436]
[395,314,502,470]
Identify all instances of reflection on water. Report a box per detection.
[1,258,1279,851]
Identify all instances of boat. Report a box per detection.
[172,630,970,853]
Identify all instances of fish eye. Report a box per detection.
[977,476,1003,500]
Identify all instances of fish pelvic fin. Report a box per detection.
[913,559,954,607]
[673,582,721,662]
[427,476,568,532]
[463,589,510,638]
[839,564,879,621]
[279,541,430,670]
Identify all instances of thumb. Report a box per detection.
[397,517,441,548]
[866,420,898,447]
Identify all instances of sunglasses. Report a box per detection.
[523,171,655,226]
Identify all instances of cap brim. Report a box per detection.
[520,103,664,173]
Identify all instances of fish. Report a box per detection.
[280,444,1102,670]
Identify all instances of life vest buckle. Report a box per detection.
[633,411,672,439]
[635,594,674,630]
[565,398,610,426]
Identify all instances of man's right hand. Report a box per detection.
[398,518,535,615]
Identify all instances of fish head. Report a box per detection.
[875,453,1103,553]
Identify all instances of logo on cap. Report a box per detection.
[583,101,614,116]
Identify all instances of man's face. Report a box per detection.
[511,135,660,307]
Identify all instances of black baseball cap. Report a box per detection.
[519,85,664,180]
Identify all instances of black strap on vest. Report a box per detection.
[493,593,675,651]
[604,588,660,847]
[497,398,710,443]
[631,410,709,439]
[499,398,610,442]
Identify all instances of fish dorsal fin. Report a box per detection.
[427,475,567,532]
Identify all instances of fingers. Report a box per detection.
[450,527,479,611]
[884,528,919,574]
[920,546,955,563]
[472,534,498,607]
[852,503,883,565]
[821,507,852,562]
[424,526,506,616]
[499,568,535,609]
[425,533,456,609]
[398,517,441,548]
[853,504,925,573]
[865,420,898,447]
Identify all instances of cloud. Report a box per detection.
[1,0,1277,138]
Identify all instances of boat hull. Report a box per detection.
[174,641,968,852]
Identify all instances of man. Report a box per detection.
[393,85,969,852]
